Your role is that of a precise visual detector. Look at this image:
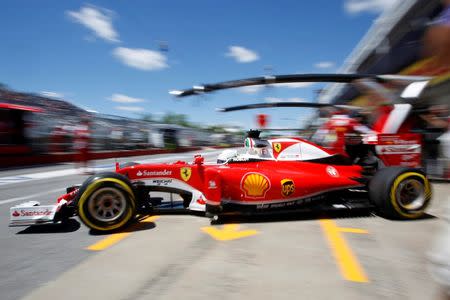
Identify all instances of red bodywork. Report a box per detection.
[58,154,364,212]
[373,133,422,168]
[317,112,423,168]
[117,157,361,209]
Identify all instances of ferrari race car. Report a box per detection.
[10,130,432,232]
[9,73,435,231]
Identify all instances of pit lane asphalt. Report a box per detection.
[0,148,225,300]
[0,150,448,300]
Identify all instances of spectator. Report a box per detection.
[74,118,91,174]
[423,0,450,68]
[420,104,449,176]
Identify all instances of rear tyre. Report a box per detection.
[369,167,432,219]
[77,173,136,232]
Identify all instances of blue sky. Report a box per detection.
[0,0,397,129]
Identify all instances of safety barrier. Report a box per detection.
[0,147,203,168]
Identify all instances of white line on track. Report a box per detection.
[0,149,225,187]
[0,188,64,205]
[0,169,79,186]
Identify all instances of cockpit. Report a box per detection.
[243,137,273,159]
[217,129,333,164]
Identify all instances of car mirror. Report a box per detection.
[194,155,204,165]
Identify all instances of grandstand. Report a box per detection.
[319,0,447,106]
[0,84,240,159]
[317,0,449,179]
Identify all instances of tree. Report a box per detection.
[0,82,8,90]
[161,112,191,127]
[140,113,154,122]
[207,125,227,133]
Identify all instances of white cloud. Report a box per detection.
[273,82,315,88]
[239,85,264,94]
[40,91,64,99]
[110,93,146,103]
[112,47,168,71]
[238,82,314,94]
[226,46,259,63]
[67,5,120,43]
[344,0,399,15]
[314,61,335,69]
[79,106,98,113]
[115,106,145,112]
[265,97,307,103]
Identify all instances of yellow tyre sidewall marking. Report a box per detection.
[78,178,136,231]
[389,172,431,218]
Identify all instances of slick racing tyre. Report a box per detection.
[76,172,136,232]
[369,167,432,219]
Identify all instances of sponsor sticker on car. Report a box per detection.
[151,179,173,186]
[326,166,339,177]
[180,167,192,181]
[273,143,282,153]
[10,205,58,225]
[241,172,271,198]
[136,170,172,177]
[281,178,295,197]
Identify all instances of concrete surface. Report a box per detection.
[0,149,448,300]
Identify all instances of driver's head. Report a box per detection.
[246,129,261,139]
[254,140,271,157]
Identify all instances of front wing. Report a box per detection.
[9,200,67,227]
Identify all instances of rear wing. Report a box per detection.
[216,102,362,113]
[354,76,431,102]
[169,73,432,98]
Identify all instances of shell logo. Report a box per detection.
[241,172,271,198]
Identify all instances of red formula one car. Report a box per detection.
[10,129,432,232]
[9,74,434,232]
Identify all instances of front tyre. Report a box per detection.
[369,167,432,219]
[77,174,136,232]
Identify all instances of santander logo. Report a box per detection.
[12,209,53,217]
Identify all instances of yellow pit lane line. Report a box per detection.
[319,219,369,283]
[87,216,159,251]
[201,223,259,241]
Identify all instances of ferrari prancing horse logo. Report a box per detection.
[273,143,282,153]
[180,167,192,181]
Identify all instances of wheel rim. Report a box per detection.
[87,187,127,222]
[395,178,425,211]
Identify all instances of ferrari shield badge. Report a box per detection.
[180,167,192,181]
[280,178,295,197]
[273,142,282,153]
[241,172,271,198]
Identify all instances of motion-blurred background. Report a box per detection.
[0,0,448,178]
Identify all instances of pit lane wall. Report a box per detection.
[0,145,237,169]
